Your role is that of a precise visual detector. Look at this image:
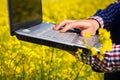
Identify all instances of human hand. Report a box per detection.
[54,19,100,36]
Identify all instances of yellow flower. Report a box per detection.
[103,39,112,51]
[98,28,112,55]
[84,32,91,38]
[99,45,106,54]
[82,39,87,44]
[16,67,21,74]
[76,48,83,55]
[80,71,85,77]
[97,54,104,61]
[89,47,97,56]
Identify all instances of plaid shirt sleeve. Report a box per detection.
[81,44,120,72]
[90,0,120,28]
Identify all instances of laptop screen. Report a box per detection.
[8,0,42,35]
[11,0,42,24]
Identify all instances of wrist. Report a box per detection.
[88,19,100,30]
[89,16,104,28]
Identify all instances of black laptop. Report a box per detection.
[7,0,100,52]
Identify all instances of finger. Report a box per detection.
[54,20,76,30]
[60,21,87,32]
[60,23,75,32]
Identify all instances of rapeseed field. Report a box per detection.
[0,0,114,80]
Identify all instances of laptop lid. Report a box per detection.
[8,0,42,35]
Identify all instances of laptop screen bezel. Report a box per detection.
[7,0,42,35]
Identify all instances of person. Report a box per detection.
[54,0,120,80]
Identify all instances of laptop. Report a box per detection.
[7,0,101,53]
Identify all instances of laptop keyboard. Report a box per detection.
[33,27,78,43]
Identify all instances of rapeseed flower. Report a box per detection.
[77,28,112,61]
[85,32,92,38]
[98,28,112,57]
[89,47,97,56]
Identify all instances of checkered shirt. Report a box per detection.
[81,0,120,72]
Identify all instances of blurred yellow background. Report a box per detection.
[0,0,114,80]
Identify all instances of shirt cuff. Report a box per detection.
[90,16,104,28]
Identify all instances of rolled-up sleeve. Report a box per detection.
[90,1,120,28]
